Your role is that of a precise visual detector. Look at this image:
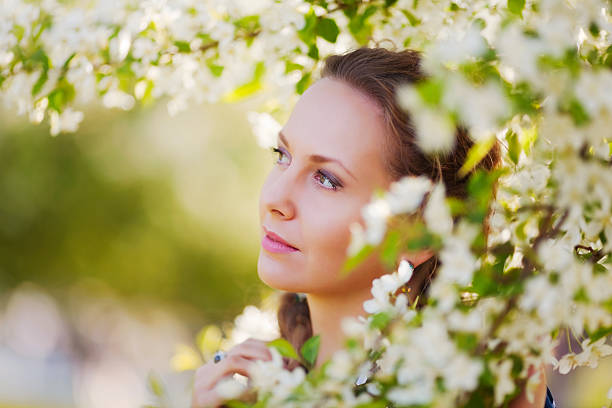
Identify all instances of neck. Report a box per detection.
[307,288,371,371]
[306,266,426,371]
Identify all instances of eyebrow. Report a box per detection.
[279,131,358,182]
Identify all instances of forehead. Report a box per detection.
[282,77,387,166]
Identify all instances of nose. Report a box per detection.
[260,168,297,221]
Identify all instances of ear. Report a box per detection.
[398,249,435,268]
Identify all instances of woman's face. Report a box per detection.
[257,77,396,295]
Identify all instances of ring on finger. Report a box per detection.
[213,350,227,364]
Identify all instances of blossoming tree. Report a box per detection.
[2,0,611,406]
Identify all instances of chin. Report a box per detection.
[257,250,304,292]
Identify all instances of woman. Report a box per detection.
[191,47,556,408]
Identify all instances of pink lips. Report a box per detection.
[262,227,299,254]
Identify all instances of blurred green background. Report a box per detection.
[0,99,277,408]
[0,100,269,320]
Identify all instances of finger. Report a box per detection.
[195,354,254,390]
[230,340,273,361]
[191,383,228,408]
[193,342,273,390]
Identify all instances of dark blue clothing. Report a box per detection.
[545,386,556,407]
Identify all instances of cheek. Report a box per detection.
[300,201,364,287]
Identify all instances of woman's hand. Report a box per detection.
[191,338,273,408]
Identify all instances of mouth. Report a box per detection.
[262,227,299,253]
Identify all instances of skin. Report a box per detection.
[191,77,547,408]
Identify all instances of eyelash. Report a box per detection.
[270,146,343,191]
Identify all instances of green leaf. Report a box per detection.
[116,61,136,93]
[472,270,496,296]
[520,124,537,156]
[403,221,441,251]
[33,13,52,43]
[459,135,497,178]
[446,197,466,217]
[345,337,359,350]
[174,40,191,53]
[490,241,514,258]
[29,48,50,71]
[465,168,505,224]
[196,32,217,48]
[566,97,590,126]
[355,400,389,408]
[267,338,300,361]
[348,5,377,45]
[506,129,521,165]
[224,401,251,408]
[222,61,265,102]
[508,81,539,116]
[147,372,165,397]
[401,9,421,26]
[586,326,612,343]
[23,48,51,102]
[234,15,260,32]
[138,79,155,105]
[508,0,526,16]
[449,2,463,11]
[341,243,374,277]
[61,52,76,71]
[12,25,25,42]
[297,9,318,46]
[381,230,400,269]
[284,60,304,74]
[416,78,444,106]
[300,334,321,366]
[32,69,48,96]
[296,72,312,95]
[47,79,76,112]
[206,57,224,77]
[316,18,339,43]
[455,332,479,352]
[228,81,264,100]
[369,311,392,329]
[307,43,319,60]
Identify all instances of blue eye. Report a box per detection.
[314,170,341,190]
[271,146,290,165]
[270,146,343,191]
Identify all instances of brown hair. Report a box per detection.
[277,46,501,371]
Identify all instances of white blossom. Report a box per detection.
[438,236,478,286]
[247,111,282,149]
[49,108,84,136]
[386,379,433,406]
[397,84,456,153]
[442,353,483,392]
[386,175,432,215]
[490,359,515,406]
[226,305,279,348]
[424,182,453,236]
[363,260,415,315]
[248,347,306,403]
[214,375,248,400]
[361,197,391,246]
